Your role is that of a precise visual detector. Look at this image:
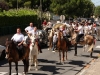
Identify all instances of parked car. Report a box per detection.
[0,45,6,60]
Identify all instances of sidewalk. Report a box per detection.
[77,56,100,75]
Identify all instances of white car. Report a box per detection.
[0,45,6,60]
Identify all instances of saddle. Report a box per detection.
[13,42,24,58]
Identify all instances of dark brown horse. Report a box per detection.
[5,39,30,75]
[57,31,68,63]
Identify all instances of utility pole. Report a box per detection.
[17,0,18,10]
[40,0,42,28]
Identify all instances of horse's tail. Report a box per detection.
[88,38,95,52]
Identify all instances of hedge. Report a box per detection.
[0,8,42,36]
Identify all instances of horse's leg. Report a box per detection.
[15,62,18,75]
[74,43,77,56]
[66,47,68,60]
[29,52,32,71]
[90,48,93,58]
[62,49,65,63]
[33,55,38,71]
[59,49,61,63]
[26,59,29,73]
[22,59,27,74]
[9,62,12,75]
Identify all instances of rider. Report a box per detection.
[42,19,47,28]
[11,28,25,58]
[60,25,70,45]
[75,23,84,43]
[52,31,57,52]
[28,27,42,53]
[25,22,34,33]
[25,22,34,44]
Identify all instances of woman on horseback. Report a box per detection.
[11,28,25,58]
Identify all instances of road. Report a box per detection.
[0,40,100,75]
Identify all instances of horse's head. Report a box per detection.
[30,35,36,47]
[58,31,63,40]
[5,38,14,59]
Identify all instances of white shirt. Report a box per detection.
[78,26,83,34]
[53,34,57,43]
[11,33,24,42]
[25,26,34,32]
[47,22,52,28]
[84,26,89,31]
[29,30,39,39]
[88,25,92,30]
[63,30,67,36]
[72,23,76,28]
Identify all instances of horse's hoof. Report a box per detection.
[35,68,38,71]
[48,48,50,50]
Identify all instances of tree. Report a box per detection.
[50,0,94,18]
[0,0,9,12]
[94,6,100,17]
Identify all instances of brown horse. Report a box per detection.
[57,31,68,63]
[5,39,30,75]
[70,27,95,57]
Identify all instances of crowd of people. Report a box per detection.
[51,20,97,52]
[10,19,98,55]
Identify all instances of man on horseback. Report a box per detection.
[25,22,34,45]
[11,28,25,58]
[25,22,34,33]
[75,23,84,43]
[27,27,42,53]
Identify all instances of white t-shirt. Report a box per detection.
[63,30,67,36]
[53,34,57,43]
[11,33,24,42]
[78,26,83,34]
[72,23,76,28]
[25,26,34,32]
[84,26,89,31]
[88,25,92,30]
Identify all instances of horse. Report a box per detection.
[28,34,39,71]
[57,30,68,63]
[48,29,54,50]
[70,28,95,57]
[5,39,29,75]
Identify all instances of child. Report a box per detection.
[52,32,57,52]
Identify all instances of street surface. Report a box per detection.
[0,26,100,75]
[0,40,100,75]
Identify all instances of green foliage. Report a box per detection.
[24,1,31,8]
[0,8,38,27]
[94,6,100,17]
[50,0,94,18]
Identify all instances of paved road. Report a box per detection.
[0,40,100,75]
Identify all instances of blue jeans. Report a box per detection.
[52,42,56,51]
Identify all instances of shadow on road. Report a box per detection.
[68,60,85,67]
[0,59,8,66]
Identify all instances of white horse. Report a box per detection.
[28,34,39,71]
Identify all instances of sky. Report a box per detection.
[91,0,100,6]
